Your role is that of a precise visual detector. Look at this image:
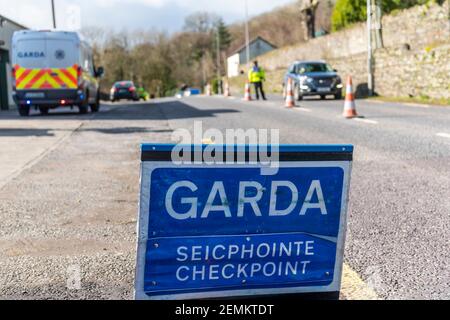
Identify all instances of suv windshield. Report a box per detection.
[298,63,333,74]
[114,81,134,88]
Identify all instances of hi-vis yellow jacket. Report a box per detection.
[248,66,266,83]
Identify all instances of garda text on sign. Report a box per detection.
[135,144,353,300]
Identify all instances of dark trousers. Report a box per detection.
[252,82,266,100]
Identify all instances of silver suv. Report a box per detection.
[284,61,343,100]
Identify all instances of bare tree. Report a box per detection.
[183,12,220,33]
[81,26,111,49]
[315,0,336,34]
[298,0,320,40]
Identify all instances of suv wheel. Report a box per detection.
[334,92,343,100]
[294,86,303,101]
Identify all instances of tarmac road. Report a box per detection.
[0,96,449,300]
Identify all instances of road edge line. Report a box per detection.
[353,118,378,125]
[341,263,379,300]
[436,133,450,139]
[0,122,85,191]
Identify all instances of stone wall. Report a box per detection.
[381,1,449,51]
[230,2,450,102]
[373,44,450,100]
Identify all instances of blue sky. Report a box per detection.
[1,0,295,32]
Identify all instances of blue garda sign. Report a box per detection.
[135,144,353,300]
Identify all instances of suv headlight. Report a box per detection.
[300,76,314,84]
[334,77,343,88]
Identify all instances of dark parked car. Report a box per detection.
[283,61,343,100]
[110,81,139,102]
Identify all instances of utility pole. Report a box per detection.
[51,0,57,29]
[244,0,251,68]
[202,57,206,93]
[367,0,374,96]
[216,27,222,95]
[374,0,384,49]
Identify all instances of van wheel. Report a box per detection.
[90,93,100,113]
[90,104,100,113]
[78,105,88,114]
[78,93,89,114]
[39,106,49,115]
[18,105,30,117]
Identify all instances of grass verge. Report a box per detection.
[368,95,450,107]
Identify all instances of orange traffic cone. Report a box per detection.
[285,78,296,108]
[343,76,358,118]
[244,82,252,101]
[224,81,231,97]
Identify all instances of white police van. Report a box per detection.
[11,30,104,116]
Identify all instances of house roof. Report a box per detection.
[0,14,28,30]
[230,36,277,56]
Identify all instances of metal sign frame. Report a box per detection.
[135,144,353,300]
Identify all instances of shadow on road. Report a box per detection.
[94,100,240,121]
[0,127,173,137]
[0,128,55,137]
[80,127,173,135]
[0,100,240,121]
[0,110,93,120]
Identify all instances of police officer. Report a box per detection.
[248,60,267,101]
[137,85,150,101]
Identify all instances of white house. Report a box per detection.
[0,15,27,110]
[227,36,277,78]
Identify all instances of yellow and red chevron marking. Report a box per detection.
[14,64,79,90]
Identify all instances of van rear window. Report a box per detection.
[14,40,47,69]
[46,39,77,69]
[14,39,77,69]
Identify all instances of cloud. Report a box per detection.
[0,0,51,29]
[0,0,294,31]
[92,0,167,8]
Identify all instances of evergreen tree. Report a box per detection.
[216,19,232,51]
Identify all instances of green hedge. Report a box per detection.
[331,0,440,32]
[332,0,367,32]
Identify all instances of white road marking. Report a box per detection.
[0,122,84,191]
[341,264,379,300]
[294,107,312,112]
[365,99,432,108]
[365,99,384,104]
[353,118,378,125]
[436,133,450,139]
[403,102,431,108]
